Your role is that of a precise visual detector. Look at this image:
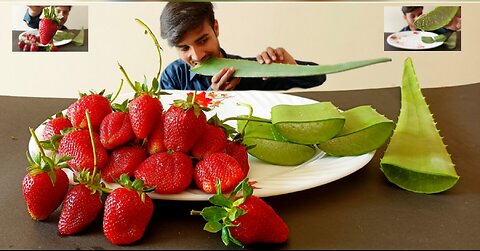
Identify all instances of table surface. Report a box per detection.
[384,31,461,51]
[1,83,479,249]
[12,29,88,52]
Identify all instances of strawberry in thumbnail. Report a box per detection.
[39,6,61,45]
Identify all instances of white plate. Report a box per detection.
[18,30,72,47]
[28,90,374,201]
[386,31,443,50]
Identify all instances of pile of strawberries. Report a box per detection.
[22,78,291,246]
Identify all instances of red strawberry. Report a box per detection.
[194,152,244,194]
[191,124,227,159]
[39,6,60,45]
[192,179,289,247]
[99,111,135,149]
[23,128,70,221]
[103,174,155,245]
[134,151,193,194]
[58,129,109,172]
[67,93,112,131]
[102,146,147,183]
[43,112,72,140]
[128,94,163,139]
[225,141,250,178]
[58,169,110,235]
[163,94,208,153]
[145,114,167,155]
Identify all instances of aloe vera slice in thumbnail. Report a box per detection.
[421,34,447,44]
[238,119,316,166]
[271,102,345,144]
[444,32,457,49]
[191,57,391,78]
[317,105,394,157]
[380,58,459,194]
[72,27,85,46]
[414,6,459,31]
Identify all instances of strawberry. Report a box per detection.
[58,129,108,172]
[42,112,72,141]
[134,151,193,194]
[118,63,164,140]
[191,123,227,159]
[192,179,289,247]
[225,141,250,178]
[145,114,167,155]
[39,6,61,45]
[99,100,135,149]
[103,174,155,245]
[193,152,244,194]
[163,93,209,153]
[58,169,110,235]
[66,92,112,132]
[23,128,70,221]
[102,146,147,183]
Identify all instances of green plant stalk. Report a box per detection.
[191,57,391,78]
[380,57,459,194]
[135,18,163,80]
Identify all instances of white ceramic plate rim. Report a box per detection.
[19,29,72,47]
[387,31,444,50]
[28,90,374,201]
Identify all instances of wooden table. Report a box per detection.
[1,83,479,249]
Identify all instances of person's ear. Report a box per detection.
[214,19,219,37]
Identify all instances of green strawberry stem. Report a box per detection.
[114,174,156,203]
[135,18,163,80]
[29,127,47,158]
[110,79,124,103]
[85,110,97,176]
[118,62,136,92]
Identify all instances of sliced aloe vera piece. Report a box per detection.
[414,6,460,31]
[72,27,85,46]
[421,36,435,44]
[271,102,345,144]
[444,31,457,49]
[421,34,447,44]
[380,58,459,194]
[317,105,394,156]
[191,57,391,78]
[238,119,316,166]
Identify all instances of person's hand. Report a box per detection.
[256,47,296,80]
[27,6,46,17]
[210,67,241,91]
[444,10,461,31]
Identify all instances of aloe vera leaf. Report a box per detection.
[317,105,394,157]
[380,58,459,194]
[444,32,457,49]
[72,27,85,46]
[53,31,75,41]
[191,57,391,78]
[238,119,316,166]
[421,36,435,44]
[414,6,460,31]
[434,34,447,42]
[271,102,345,144]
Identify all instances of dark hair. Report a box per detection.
[401,6,423,15]
[160,2,215,47]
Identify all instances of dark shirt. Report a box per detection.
[23,9,67,30]
[160,49,326,91]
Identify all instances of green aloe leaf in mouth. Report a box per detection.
[191,57,391,78]
[380,57,459,194]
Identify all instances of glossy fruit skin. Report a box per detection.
[103,188,154,245]
[58,184,103,235]
[102,146,147,183]
[145,115,166,155]
[67,94,112,131]
[230,196,289,245]
[225,141,250,178]
[58,129,109,172]
[43,117,72,140]
[163,106,207,153]
[99,112,135,150]
[194,152,244,194]
[128,94,163,139]
[39,18,58,45]
[191,124,227,160]
[22,169,69,221]
[134,152,193,194]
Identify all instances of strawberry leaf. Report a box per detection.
[201,206,228,222]
[204,221,223,233]
[209,194,232,208]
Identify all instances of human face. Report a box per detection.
[404,8,423,30]
[55,6,71,27]
[175,19,223,67]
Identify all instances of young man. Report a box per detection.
[23,6,71,30]
[159,2,326,91]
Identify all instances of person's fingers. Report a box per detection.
[275,47,285,61]
[256,54,265,64]
[260,51,272,64]
[223,77,241,91]
[266,47,277,61]
[216,67,235,90]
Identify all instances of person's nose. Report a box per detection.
[190,46,206,64]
